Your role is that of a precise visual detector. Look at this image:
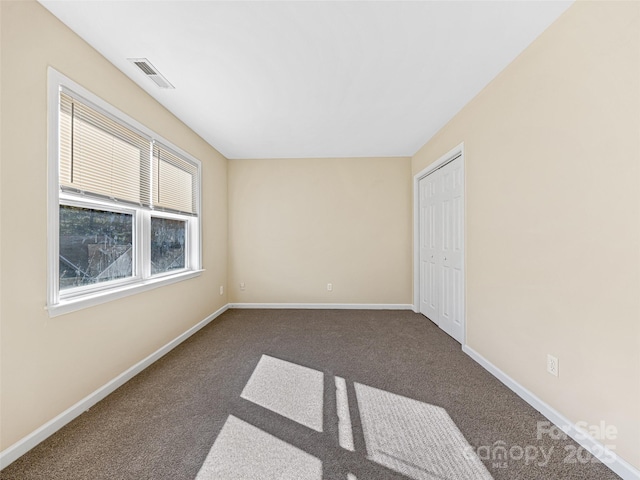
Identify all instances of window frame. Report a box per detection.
[47,68,203,317]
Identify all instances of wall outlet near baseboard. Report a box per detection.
[219,285,224,295]
[239,282,246,291]
[547,354,559,377]
[327,283,333,292]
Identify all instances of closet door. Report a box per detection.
[418,155,464,344]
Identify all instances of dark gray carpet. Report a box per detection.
[0,309,620,479]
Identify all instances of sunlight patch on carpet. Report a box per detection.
[335,375,355,451]
[240,355,324,432]
[195,415,322,480]
[355,383,493,480]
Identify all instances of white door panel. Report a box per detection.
[419,172,439,322]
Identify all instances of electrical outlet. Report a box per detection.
[547,354,559,377]
[239,282,245,291]
[327,283,333,292]
[219,285,224,295]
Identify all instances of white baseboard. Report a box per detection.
[463,345,640,480]
[0,304,229,470]
[228,302,415,310]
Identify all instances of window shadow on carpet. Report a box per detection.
[195,354,492,480]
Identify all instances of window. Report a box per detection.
[47,69,202,316]
[150,217,187,275]
[59,205,134,289]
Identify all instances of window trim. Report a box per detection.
[47,68,203,317]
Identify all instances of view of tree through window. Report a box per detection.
[151,217,186,275]
[59,205,133,289]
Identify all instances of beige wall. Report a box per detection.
[0,1,228,450]
[412,0,640,468]
[229,157,412,304]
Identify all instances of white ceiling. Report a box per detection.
[40,1,572,159]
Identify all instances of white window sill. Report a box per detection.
[46,270,204,318]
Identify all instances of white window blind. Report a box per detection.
[153,144,199,215]
[59,92,199,216]
[59,92,151,206]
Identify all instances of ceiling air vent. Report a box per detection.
[128,58,175,89]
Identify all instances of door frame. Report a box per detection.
[413,142,465,341]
